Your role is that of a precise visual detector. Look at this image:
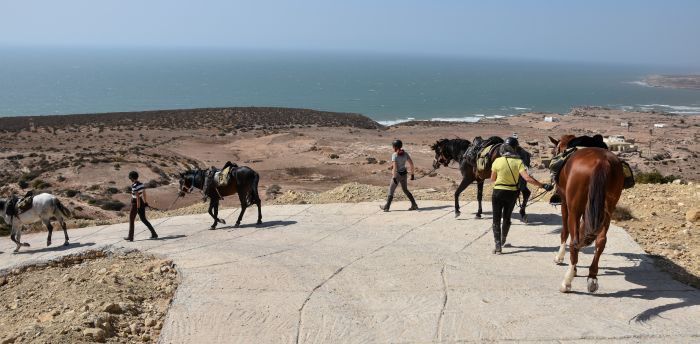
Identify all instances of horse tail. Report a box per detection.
[250,171,261,206]
[582,161,608,247]
[54,198,72,218]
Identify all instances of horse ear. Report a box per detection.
[548,136,559,146]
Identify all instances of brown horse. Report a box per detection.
[549,135,625,293]
[178,166,262,229]
[431,137,531,219]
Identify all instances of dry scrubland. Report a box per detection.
[0,106,698,286]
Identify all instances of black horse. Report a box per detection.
[430,138,532,220]
[178,165,262,229]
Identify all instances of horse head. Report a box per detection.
[178,170,200,197]
[430,139,451,169]
[549,135,575,155]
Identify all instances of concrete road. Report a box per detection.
[2,201,699,343]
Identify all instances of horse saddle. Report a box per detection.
[476,144,501,173]
[549,147,578,182]
[6,191,34,217]
[215,165,238,187]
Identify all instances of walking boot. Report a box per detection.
[407,194,419,211]
[493,242,502,254]
[502,225,511,248]
[380,196,393,212]
[492,224,502,254]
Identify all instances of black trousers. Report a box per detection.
[491,189,518,245]
[127,199,157,239]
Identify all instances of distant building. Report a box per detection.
[604,135,637,152]
[544,116,559,122]
[654,123,666,128]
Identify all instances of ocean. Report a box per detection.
[1,48,699,124]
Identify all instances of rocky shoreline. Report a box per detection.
[644,74,700,90]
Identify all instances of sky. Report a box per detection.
[1,0,699,67]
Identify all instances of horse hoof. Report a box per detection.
[234,223,241,228]
[454,211,461,218]
[554,257,564,264]
[559,284,572,293]
[219,219,226,224]
[521,215,528,223]
[257,220,263,225]
[587,278,599,293]
[63,241,70,246]
[209,226,217,230]
[22,243,30,247]
[47,240,52,247]
[475,214,482,219]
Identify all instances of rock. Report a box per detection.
[1,335,18,344]
[686,208,700,223]
[129,323,141,335]
[141,334,151,342]
[329,153,339,159]
[366,157,377,164]
[144,317,156,327]
[103,303,122,314]
[672,179,682,184]
[0,277,7,287]
[160,266,170,273]
[83,328,105,342]
[37,312,54,323]
[97,268,107,274]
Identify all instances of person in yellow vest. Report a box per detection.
[491,137,552,254]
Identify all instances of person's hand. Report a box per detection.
[410,174,415,181]
[393,178,398,185]
[143,202,150,208]
[542,183,554,191]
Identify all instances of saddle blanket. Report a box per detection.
[476,144,498,172]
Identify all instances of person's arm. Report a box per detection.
[519,170,544,188]
[491,170,497,182]
[407,157,415,179]
[142,189,148,206]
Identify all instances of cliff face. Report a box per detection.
[645,75,700,90]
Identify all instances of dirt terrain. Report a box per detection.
[0,106,698,284]
[0,250,178,343]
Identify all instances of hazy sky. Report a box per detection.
[2,0,699,67]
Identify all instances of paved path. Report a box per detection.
[2,201,699,343]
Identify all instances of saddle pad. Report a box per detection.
[17,195,33,213]
[476,144,496,172]
[217,166,232,187]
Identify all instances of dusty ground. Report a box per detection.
[0,106,698,283]
[0,250,178,343]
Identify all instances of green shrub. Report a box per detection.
[100,200,125,211]
[31,179,52,189]
[635,171,677,184]
[65,189,79,197]
[106,187,119,194]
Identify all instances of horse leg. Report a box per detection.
[256,199,262,225]
[212,198,225,224]
[208,200,218,230]
[235,193,248,227]
[587,224,609,293]
[60,217,70,246]
[44,219,53,247]
[14,226,30,253]
[519,181,531,222]
[453,177,472,218]
[475,180,484,218]
[560,211,580,292]
[554,199,569,264]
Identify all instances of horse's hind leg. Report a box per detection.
[475,180,484,218]
[256,200,262,225]
[60,217,70,246]
[587,225,609,293]
[560,211,580,292]
[235,193,248,227]
[208,200,220,230]
[519,181,530,222]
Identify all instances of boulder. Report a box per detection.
[686,208,700,223]
[83,328,106,342]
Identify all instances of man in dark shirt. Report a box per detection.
[125,171,158,241]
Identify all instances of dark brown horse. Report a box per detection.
[431,137,531,219]
[549,135,625,293]
[178,165,262,229]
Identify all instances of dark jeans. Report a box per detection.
[127,199,157,239]
[491,189,518,245]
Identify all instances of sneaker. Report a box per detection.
[150,234,159,240]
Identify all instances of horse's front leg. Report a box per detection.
[44,220,53,246]
[587,227,609,293]
[555,199,569,264]
[560,211,579,292]
[475,180,484,218]
[453,177,471,218]
[519,182,531,222]
[213,199,225,224]
[208,200,218,230]
[13,225,30,253]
